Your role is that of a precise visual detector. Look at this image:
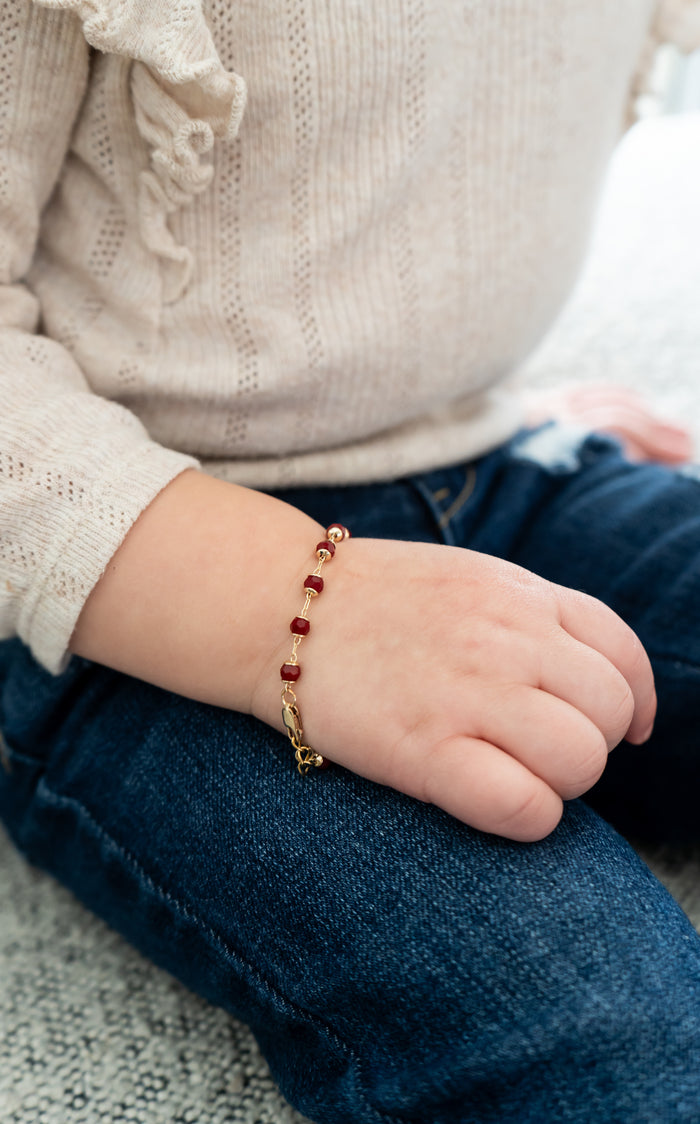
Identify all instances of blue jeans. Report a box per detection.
[2,423,700,1123]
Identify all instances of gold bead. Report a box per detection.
[316,548,331,562]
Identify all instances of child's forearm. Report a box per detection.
[68,468,324,720]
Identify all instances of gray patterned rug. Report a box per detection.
[0,828,310,1124]
[2,113,700,1123]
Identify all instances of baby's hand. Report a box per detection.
[255,538,656,842]
[522,382,694,465]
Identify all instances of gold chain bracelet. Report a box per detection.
[280,523,350,775]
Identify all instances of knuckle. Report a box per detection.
[553,583,587,621]
[604,678,636,741]
[414,733,465,806]
[625,631,650,679]
[497,562,551,613]
[562,728,608,797]
[490,782,558,839]
[598,604,650,680]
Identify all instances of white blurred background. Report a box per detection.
[518,45,700,447]
[653,43,700,112]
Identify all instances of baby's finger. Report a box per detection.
[474,683,609,798]
[537,633,639,750]
[416,734,563,842]
[575,404,693,464]
[605,424,693,465]
[554,589,656,744]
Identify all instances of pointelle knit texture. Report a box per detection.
[1,0,699,675]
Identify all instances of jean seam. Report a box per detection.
[408,475,455,546]
[33,777,406,1124]
[435,466,477,529]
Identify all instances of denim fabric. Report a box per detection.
[2,422,700,1123]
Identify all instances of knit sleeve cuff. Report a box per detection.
[19,443,201,676]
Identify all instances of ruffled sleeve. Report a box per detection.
[34,0,247,301]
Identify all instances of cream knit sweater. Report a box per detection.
[1,0,699,676]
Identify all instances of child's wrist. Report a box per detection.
[70,468,326,718]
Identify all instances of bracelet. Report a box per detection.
[280,522,351,775]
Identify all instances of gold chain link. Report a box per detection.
[280,524,349,774]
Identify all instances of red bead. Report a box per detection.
[281,663,301,682]
[316,755,331,771]
[290,616,310,636]
[304,574,324,594]
[316,540,336,557]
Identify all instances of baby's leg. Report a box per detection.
[1,637,699,1123]
[425,423,700,845]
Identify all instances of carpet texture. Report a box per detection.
[1,113,700,1123]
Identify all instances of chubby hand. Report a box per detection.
[523,382,694,465]
[255,538,656,843]
[73,470,655,846]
